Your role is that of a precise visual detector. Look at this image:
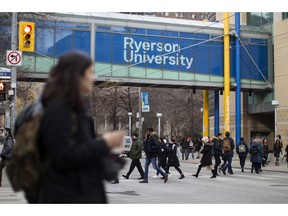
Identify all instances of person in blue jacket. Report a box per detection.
[249,135,263,174]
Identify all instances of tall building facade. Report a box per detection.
[208,12,288,153]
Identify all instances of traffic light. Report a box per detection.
[19,21,35,52]
[0,82,5,102]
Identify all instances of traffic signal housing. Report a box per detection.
[0,82,5,102]
[19,21,35,52]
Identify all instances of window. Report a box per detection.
[55,29,73,57]
[36,28,55,56]
[283,12,288,20]
[73,30,90,54]
[247,12,273,26]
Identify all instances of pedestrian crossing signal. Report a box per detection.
[19,22,35,52]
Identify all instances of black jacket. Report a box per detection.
[167,143,180,167]
[38,100,109,203]
[200,142,213,166]
[143,133,160,158]
[0,135,14,160]
[212,137,222,156]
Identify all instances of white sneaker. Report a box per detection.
[152,175,159,179]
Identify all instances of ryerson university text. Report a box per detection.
[123,37,194,69]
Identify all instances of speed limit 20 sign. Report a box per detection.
[6,50,22,66]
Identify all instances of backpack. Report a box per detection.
[6,102,45,197]
[239,144,246,153]
[6,101,77,197]
[223,138,231,152]
[250,146,259,156]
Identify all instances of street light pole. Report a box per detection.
[11,12,18,132]
[157,113,162,137]
[272,100,280,141]
[128,112,132,136]
[138,87,142,139]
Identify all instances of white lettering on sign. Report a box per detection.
[123,37,194,69]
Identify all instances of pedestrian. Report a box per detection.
[236,137,249,172]
[192,137,217,178]
[35,51,124,203]
[165,139,185,179]
[262,139,269,167]
[219,131,235,175]
[273,135,283,166]
[249,135,263,174]
[153,137,168,178]
[194,137,202,159]
[180,136,189,160]
[212,133,223,176]
[187,136,195,160]
[0,128,14,187]
[122,133,145,180]
[140,128,168,183]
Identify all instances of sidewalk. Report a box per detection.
[180,155,288,173]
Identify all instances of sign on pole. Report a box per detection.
[6,50,22,66]
[141,91,150,112]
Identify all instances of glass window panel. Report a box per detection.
[36,28,55,56]
[55,29,73,57]
[73,30,90,54]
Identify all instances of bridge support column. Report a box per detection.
[214,90,219,136]
[224,12,231,134]
[203,90,209,137]
[235,12,241,145]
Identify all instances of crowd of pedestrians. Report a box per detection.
[121,128,288,184]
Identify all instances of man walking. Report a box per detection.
[220,131,235,175]
[122,133,145,180]
[140,128,168,183]
[212,133,223,176]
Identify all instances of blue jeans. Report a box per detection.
[144,157,166,181]
[223,155,233,171]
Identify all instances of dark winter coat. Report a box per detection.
[38,100,109,203]
[249,142,263,164]
[222,137,235,156]
[158,143,168,167]
[200,142,213,166]
[143,132,160,158]
[194,139,202,151]
[236,141,248,157]
[180,140,189,149]
[129,138,143,159]
[212,137,222,156]
[167,143,180,167]
[273,139,283,158]
[0,135,14,160]
[262,143,269,157]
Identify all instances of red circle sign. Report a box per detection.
[8,52,21,65]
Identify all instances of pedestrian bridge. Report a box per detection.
[0,13,272,90]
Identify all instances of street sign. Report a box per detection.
[6,50,22,66]
[141,91,150,112]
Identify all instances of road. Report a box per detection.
[106,158,288,204]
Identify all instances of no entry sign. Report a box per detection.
[6,50,22,66]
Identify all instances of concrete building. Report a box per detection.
[208,12,288,152]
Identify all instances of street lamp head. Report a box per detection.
[272,100,280,107]
[156,113,162,117]
[128,112,133,116]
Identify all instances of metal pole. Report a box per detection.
[214,90,219,135]
[138,87,142,140]
[128,115,131,136]
[11,12,18,132]
[275,107,278,141]
[203,90,209,137]
[158,117,161,137]
[235,12,241,146]
[104,116,107,132]
[224,12,231,133]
